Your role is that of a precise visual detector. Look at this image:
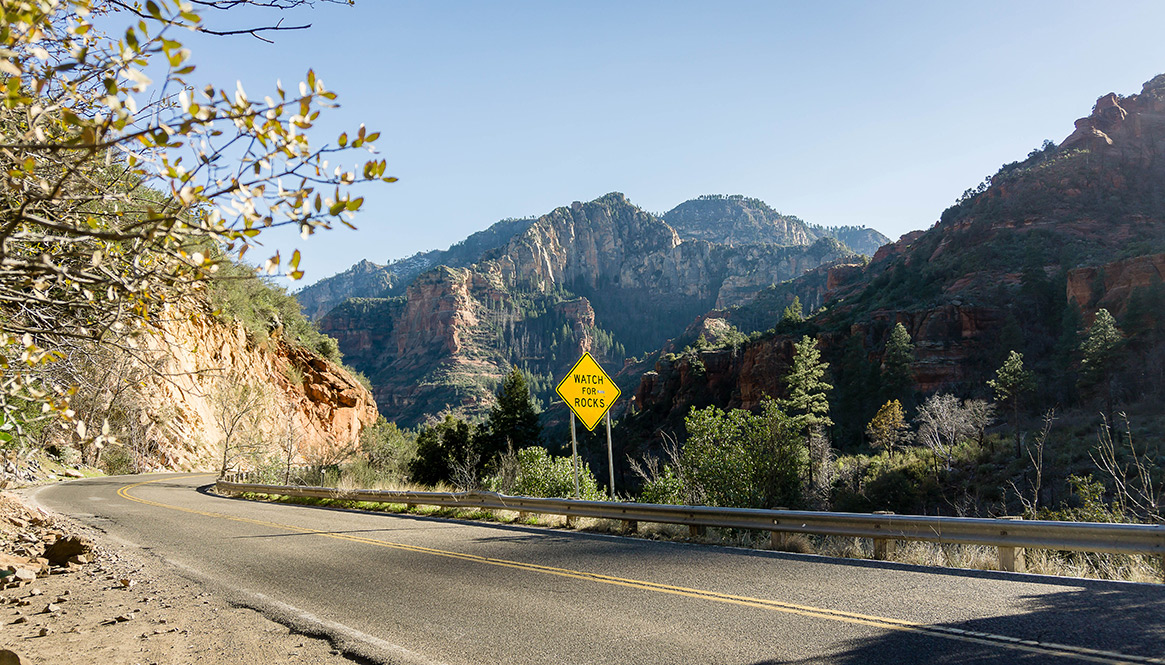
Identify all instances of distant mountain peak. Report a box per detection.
[663,194,889,255]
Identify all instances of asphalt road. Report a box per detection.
[29,474,1165,664]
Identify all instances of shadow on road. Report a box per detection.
[749,586,1165,664]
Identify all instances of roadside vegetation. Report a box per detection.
[220,309,1165,582]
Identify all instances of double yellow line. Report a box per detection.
[118,477,1159,664]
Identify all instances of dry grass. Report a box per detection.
[808,536,1162,583]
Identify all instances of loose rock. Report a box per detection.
[42,536,93,566]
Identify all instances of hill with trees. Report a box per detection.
[621,74,1165,520]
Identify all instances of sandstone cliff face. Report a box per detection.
[631,303,1005,427]
[129,309,378,471]
[322,193,860,425]
[297,218,539,321]
[1060,77,1165,163]
[491,194,856,341]
[1066,253,1165,322]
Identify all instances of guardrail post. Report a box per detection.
[998,546,1023,572]
[873,538,896,560]
[996,516,1024,572]
[689,525,706,539]
[872,511,896,560]
[770,508,789,551]
[622,520,638,535]
[770,531,788,550]
[517,511,529,522]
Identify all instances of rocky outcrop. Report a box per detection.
[662,195,889,256]
[1060,77,1165,162]
[296,259,397,321]
[297,217,539,321]
[125,308,379,471]
[663,195,816,247]
[322,193,864,425]
[1067,253,1165,321]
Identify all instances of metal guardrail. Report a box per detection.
[216,478,1165,577]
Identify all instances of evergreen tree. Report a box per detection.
[1121,275,1165,343]
[780,336,833,492]
[781,296,804,325]
[866,400,907,458]
[882,323,916,407]
[1052,302,1084,402]
[832,334,879,449]
[410,415,477,487]
[987,350,1035,457]
[996,314,1024,365]
[781,336,834,431]
[1079,309,1124,429]
[482,368,543,464]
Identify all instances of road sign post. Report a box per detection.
[570,412,579,499]
[556,352,620,499]
[606,411,615,500]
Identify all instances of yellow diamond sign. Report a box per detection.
[556,352,620,431]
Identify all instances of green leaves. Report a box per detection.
[0,0,398,440]
[988,350,1034,402]
[681,400,807,509]
[780,335,833,431]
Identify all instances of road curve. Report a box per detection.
[30,473,1165,665]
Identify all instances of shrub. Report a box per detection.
[361,418,417,481]
[505,447,604,500]
[638,464,685,505]
[679,399,808,509]
[206,258,344,364]
[99,446,135,476]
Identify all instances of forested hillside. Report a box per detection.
[617,74,1165,521]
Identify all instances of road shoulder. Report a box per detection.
[1,488,358,665]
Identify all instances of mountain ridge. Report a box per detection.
[297,194,889,322]
[317,192,872,425]
[627,73,1165,446]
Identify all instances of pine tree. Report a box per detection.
[882,323,916,407]
[781,336,833,431]
[780,336,833,492]
[781,297,804,325]
[987,350,1035,457]
[833,334,879,448]
[1079,309,1124,429]
[482,368,543,464]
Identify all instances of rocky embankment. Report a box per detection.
[0,492,351,664]
[88,307,379,472]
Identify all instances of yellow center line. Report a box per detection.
[117,477,1158,665]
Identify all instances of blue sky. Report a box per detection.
[176,1,1165,286]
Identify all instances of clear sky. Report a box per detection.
[176,1,1165,286]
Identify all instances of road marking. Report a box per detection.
[119,477,1159,665]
